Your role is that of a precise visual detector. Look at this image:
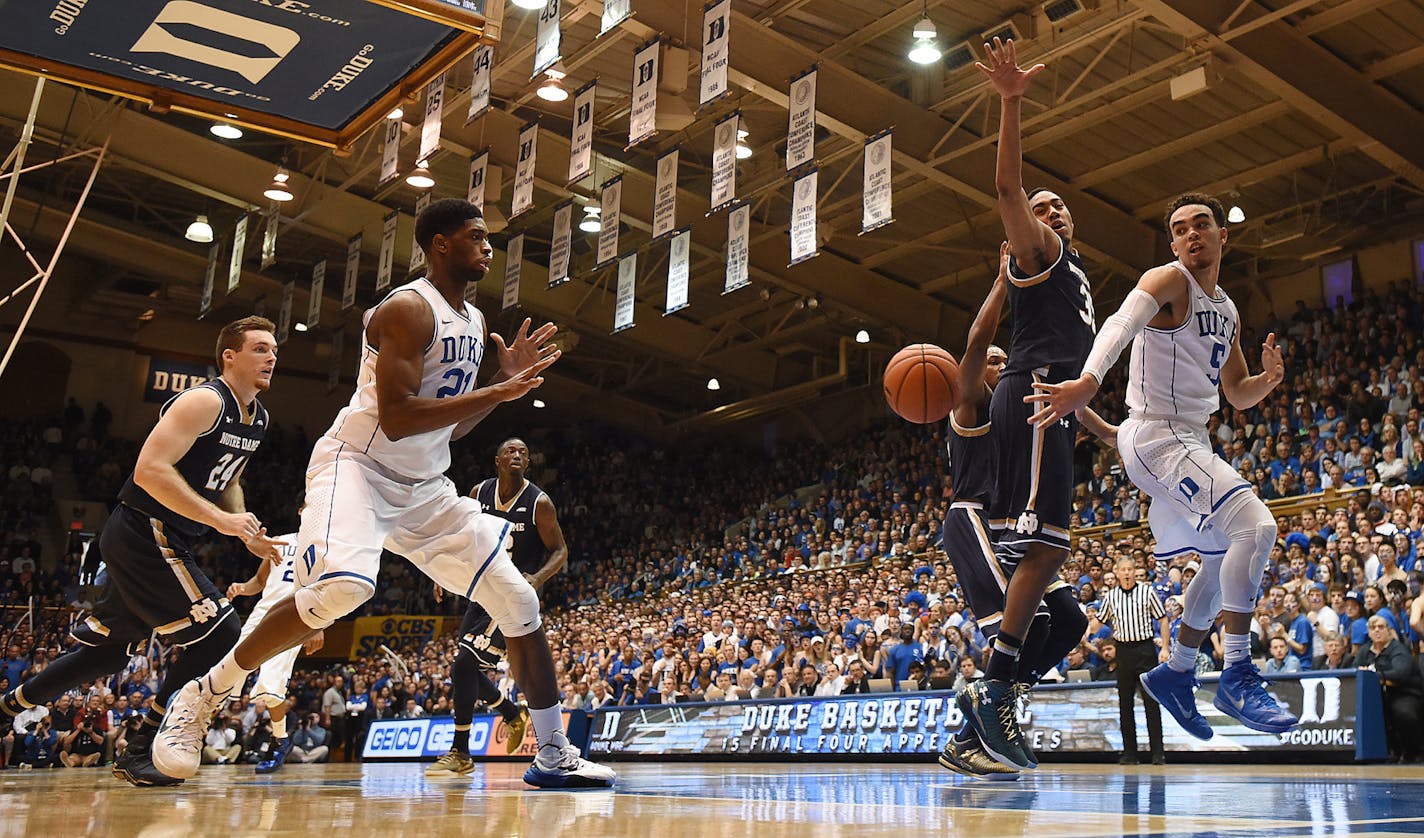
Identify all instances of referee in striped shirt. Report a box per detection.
[1097,557,1170,765]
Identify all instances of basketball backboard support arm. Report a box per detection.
[0,78,109,381]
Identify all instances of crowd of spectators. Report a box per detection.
[2,282,1423,768]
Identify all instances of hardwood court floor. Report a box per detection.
[4,761,1424,837]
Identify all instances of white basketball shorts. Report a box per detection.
[238,589,300,706]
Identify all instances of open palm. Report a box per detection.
[975,37,1044,100]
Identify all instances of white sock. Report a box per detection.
[530,704,569,755]
[1168,641,1198,674]
[270,714,287,740]
[205,650,253,696]
[1223,632,1250,666]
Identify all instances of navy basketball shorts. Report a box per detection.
[457,601,508,669]
[989,368,1077,561]
[71,505,232,650]
[941,502,1011,636]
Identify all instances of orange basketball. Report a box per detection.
[883,343,961,424]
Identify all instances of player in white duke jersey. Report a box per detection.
[225,515,326,774]
[1025,192,1298,738]
[155,198,615,788]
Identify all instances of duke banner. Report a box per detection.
[467,44,494,125]
[629,38,660,148]
[613,251,637,333]
[199,243,217,318]
[790,168,818,265]
[588,671,1385,761]
[548,202,573,288]
[568,81,597,184]
[228,214,248,292]
[862,129,893,233]
[418,74,445,166]
[144,357,216,404]
[652,147,679,239]
[601,0,631,34]
[348,615,447,659]
[723,202,751,294]
[502,233,523,311]
[512,121,539,219]
[786,67,816,172]
[699,0,731,107]
[710,111,739,212]
[409,193,431,271]
[377,211,398,291]
[380,114,402,184]
[665,228,691,315]
[261,204,279,270]
[308,260,326,328]
[597,176,623,267]
[534,0,561,78]
[468,149,489,208]
[276,281,294,345]
[343,234,361,310]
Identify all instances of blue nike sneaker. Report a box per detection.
[1140,664,1213,740]
[256,736,294,775]
[1213,661,1298,733]
[523,745,616,789]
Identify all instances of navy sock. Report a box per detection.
[984,633,1023,682]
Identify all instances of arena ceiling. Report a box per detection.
[2,0,1423,439]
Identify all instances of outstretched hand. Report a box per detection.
[243,528,288,566]
[495,350,561,403]
[1260,332,1284,388]
[1024,376,1098,429]
[492,317,558,378]
[995,240,1011,284]
[975,37,1044,101]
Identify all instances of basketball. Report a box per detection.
[883,343,961,424]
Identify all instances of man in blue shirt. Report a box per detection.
[885,625,923,690]
[1,645,27,689]
[1284,593,1314,670]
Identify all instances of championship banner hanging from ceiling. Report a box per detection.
[467,44,494,125]
[568,80,597,184]
[0,0,491,150]
[862,129,894,234]
[613,251,637,333]
[710,111,739,213]
[549,201,573,288]
[628,37,660,148]
[790,167,819,265]
[343,234,362,310]
[699,0,731,108]
[503,233,523,311]
[786,66,817,172]
[601,0,631,34]
[261,204,279,270]
[308,259,326,328]
[652,147,679,240]
[418,73,446,166]
[512,121,539,219]
[665,228,691,315]
[228,214,248,293]
[468,149,489,208]
[380,115,403,185]
[377,211,398,291]
[410,192,432,271]
[597,175,623,268]
[277,281,294,345]
[534,0,561,78]
[724,201,750,294]
[199,243,218,319]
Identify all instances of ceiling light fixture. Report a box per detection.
[1227,205,1246,223]
[294,321,308,332]
[579,205,601,233]
[263,168,294,202]
[511,0,543,8]
[706,377,721,391]
[855,329,870,344]
[387,107,404,120]
[406,161,436,189]
[532,399,546,409]
[537,69,569,102]
[908,2,942,65]
[185,214,214,243]
[210,122,242,140]
[735,127,753,159]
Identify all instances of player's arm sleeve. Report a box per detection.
[1079,269,1176,384]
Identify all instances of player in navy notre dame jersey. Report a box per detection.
[958,38,1098,772]
[427,437,569,774]
[0,316,285,786]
